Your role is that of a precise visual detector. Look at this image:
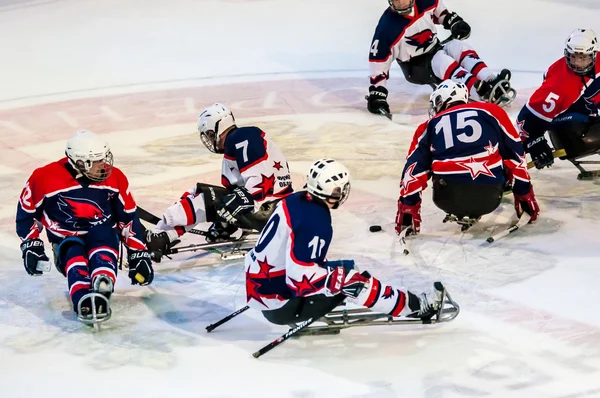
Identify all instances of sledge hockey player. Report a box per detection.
[516,28,600,178]
[145,103,293,260]
[244,158,452,328]
[395,80,540,234]
[367,0,514,116]
[16,130,154,326]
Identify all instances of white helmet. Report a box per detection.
[429,79,469,117]
[388,0,413,15]
[197,103,236,154]
[65,130,113,182]
[565,29,598,75]
[305,159,351,209]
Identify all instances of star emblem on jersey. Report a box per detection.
[254,174,275,198]
[406,29,435,52]
[484,141,499,156]
[257,257,275,279]
[400,163,424,196]
[456,157,495,179]
[245,270,267,307]
[118,221,136,238]
[290,273,318,296]
[273,161,283,171]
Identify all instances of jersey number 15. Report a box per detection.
[435,110,483,149]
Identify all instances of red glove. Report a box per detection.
[514,186,539,222]
[395,199,422,235]
[325,267,369,299]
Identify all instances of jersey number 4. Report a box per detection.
[435,110,483,149]
[370,40,379,57]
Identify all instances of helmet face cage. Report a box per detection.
[71,150,114,182]
[388,0,414,15]
[199,129,218,154]
[565,29,598,75]
[565,49,596,75]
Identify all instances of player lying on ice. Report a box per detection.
[243,158,458,334]
[16,130,154,327]
[395,80,540,234]
[144,103,294,261]
[367,0,515,117]
[516,28,600,180]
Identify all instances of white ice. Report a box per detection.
[1,0,600,397]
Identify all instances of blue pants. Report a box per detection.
[54,224,119,310]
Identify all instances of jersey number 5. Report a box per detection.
[435,111,483,149]
[542,93,560,113]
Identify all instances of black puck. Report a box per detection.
[369,225,382,232]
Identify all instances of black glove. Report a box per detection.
[206,222,239,243]
[20,238,49,276]
[367,86,390,115]
[443,12,471,40]
[217,186,255,224]
[525,135,554,169]
[128,250,154,285]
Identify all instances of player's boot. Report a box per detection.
[145,229,180,262]
[475,69,514,105]
[405,282,444,320]
[76,275,113,327]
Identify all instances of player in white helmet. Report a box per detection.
[244,158,448,326]
[367,0,515,117]
[396,80,539,234]
[516,29,600,179]
[145,103,293,260]
[16,130,154,327]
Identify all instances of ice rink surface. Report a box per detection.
[1,0,600,397]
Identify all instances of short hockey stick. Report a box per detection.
[486,213,531,243]
[206,305,250,332]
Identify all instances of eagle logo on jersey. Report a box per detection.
[57,196,107,227]
[406,29,436,52]
[584,88,600,113]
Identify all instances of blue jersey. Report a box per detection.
[221,126,293,205]
[516,56,600,140]
[243,191,333,310]
[16,158,146,250]
[399,102,532,205]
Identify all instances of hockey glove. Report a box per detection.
[217,186,255,225]
[443,12,471,40]
[128,250,154,285]
[525,135,554,169]
[514,186,540,222]
[206,221,239,243]
[325,266,368,299]
[20,238,49,276]
[395,199,422,235]
[367,86,390,115]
